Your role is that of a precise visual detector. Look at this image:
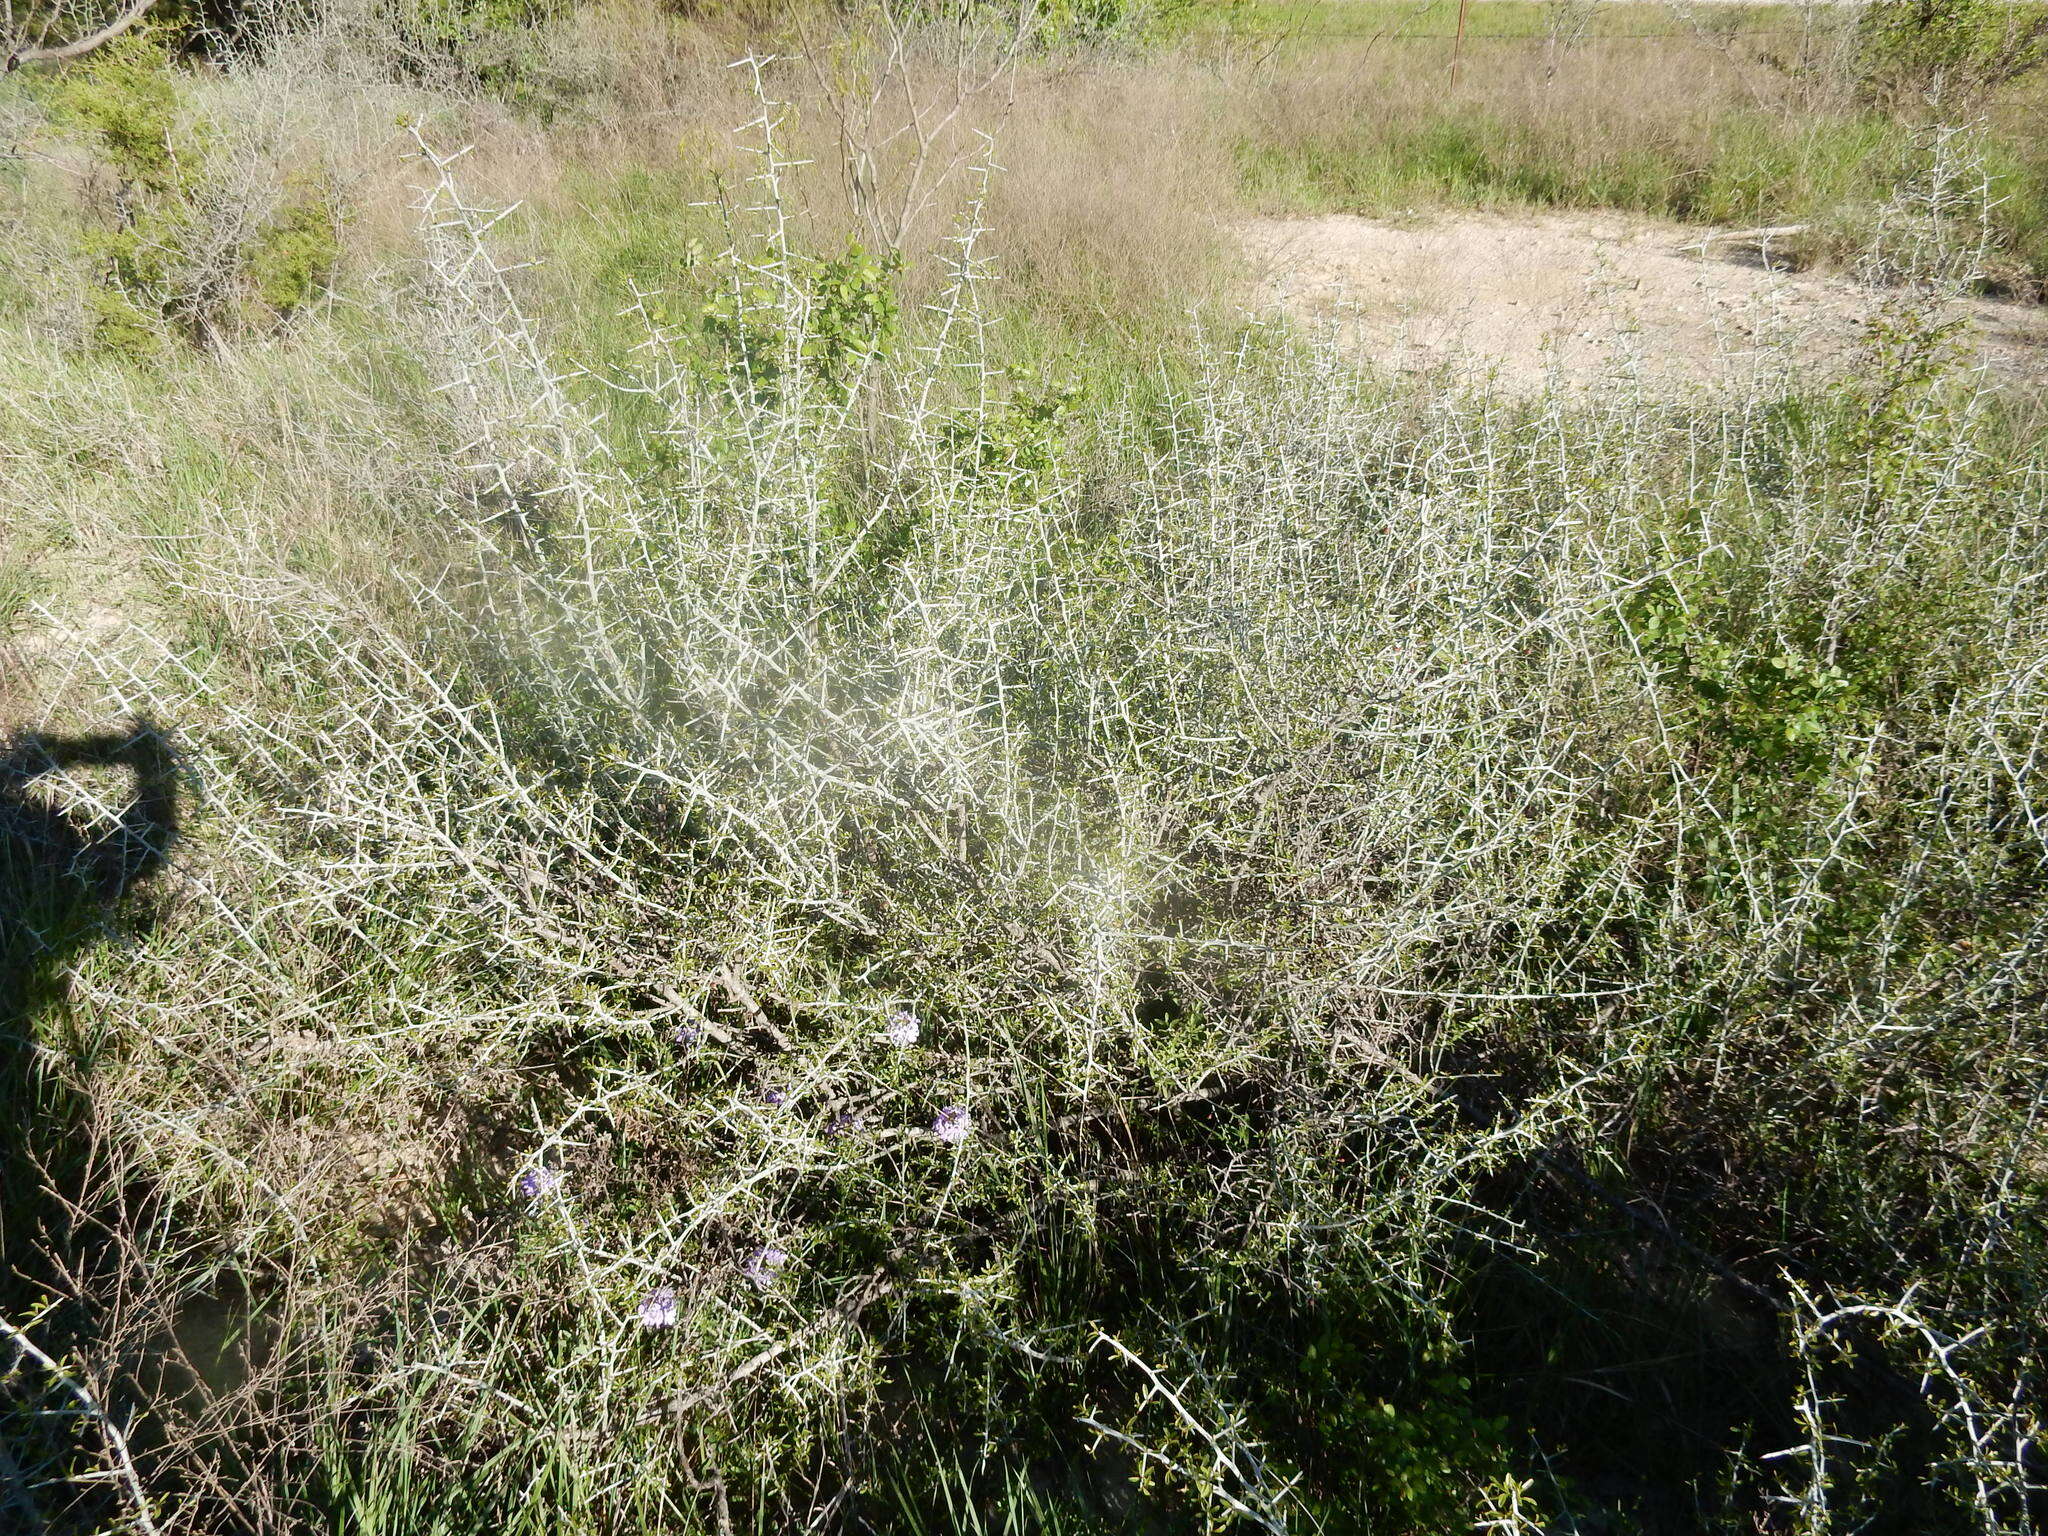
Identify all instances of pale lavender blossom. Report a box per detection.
[671,1024,703,1047]
[743,1247,789,1290]
[515,1166,560,1200]
[761,1087,788,1108]
[932,1105,972,1144]
[881,1010,921,1049]
[824,1110,863,1138]
[636,1286,680,1329]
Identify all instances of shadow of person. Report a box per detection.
[1,723,181,1284]
[0,725,181,1536]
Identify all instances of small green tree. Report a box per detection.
[1856,0,2048,109]
[50,35,340,354]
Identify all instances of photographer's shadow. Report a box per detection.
[1,724,180,1281]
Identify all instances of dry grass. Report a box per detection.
[373,12,2048,365]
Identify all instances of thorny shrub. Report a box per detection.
[2,62,2045,1536]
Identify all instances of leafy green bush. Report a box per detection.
[684,236,904,404]
[46,36,339,354]
[48,35,189,195]
[1856,0,2048,108]
[247,180,342,319]
[1622,574,1861,778]
[49,36,205,354]
[945,366,1082,496]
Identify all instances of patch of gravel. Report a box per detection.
[1240,210,2048,393]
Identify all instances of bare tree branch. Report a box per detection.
[801,0,1039,252]
[4,0,162,71]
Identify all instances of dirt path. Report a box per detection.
[1241,210,2048,392]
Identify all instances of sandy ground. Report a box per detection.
[1241,211,2048,392]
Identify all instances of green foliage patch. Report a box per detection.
[43,36,340,356]
[1856,0,2048,108]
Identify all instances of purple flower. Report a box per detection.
[743,1247,789,1290]
[671,1024,703,1047]
[515,1166,560,1200]
[636,1286,680,1329]
[932,1104,972,1144]
[881,1010,921,1049]
[824,1110,863,1137]
[761,1087,788,1108]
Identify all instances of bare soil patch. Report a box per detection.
[1241,210,2048,392]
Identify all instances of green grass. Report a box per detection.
[1183,0,1806,41]
[1236,107,1902,222]
[0,561,45,634]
